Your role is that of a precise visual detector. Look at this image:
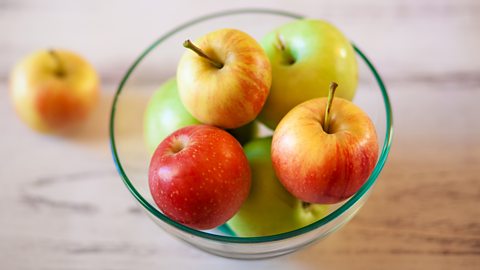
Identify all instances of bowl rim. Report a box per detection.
[109,8,393,244]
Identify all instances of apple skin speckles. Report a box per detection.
[272,98,378,204]
[149,125,251,230]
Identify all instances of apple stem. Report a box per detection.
[323,82,338,133]
[275,33,286,51]
[275,33,295,65]
[48,49,66,77]
[183,40,224,69]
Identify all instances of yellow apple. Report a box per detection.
[177,29,271,129]
[9,49,99,133]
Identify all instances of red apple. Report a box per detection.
[148,125,251,230]
[177,28,271,129]
[271,83,378,204]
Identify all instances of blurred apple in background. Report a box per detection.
[258,19,358,129]
[9,49,99,133]
[271,83,378,204]
[177,28,271,129]
[144,78,200,153]
[149,125,251,230]
[227,137,327,237]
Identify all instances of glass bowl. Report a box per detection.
[109,9,393,259]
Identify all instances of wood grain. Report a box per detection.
[1,0,479,269]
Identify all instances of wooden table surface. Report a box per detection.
[1,0,479,269]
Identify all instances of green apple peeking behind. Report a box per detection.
[226,121,259,145]
[144,78,200,153]
[258,19,358,129]
[227,137,328,237]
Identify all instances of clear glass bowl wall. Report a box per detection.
[110,9,393,259]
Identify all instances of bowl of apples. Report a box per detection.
[110,9,393,259]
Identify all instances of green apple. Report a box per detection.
[258,19,358,129]
[144,78,200,153]
[227,137,328,237]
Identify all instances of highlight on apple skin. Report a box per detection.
[177,28,272,129]
[9,49,99,133]
[148,125,251,230]
[271,97,379,204]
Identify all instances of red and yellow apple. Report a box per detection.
[9,49,99,133]
[149,125,251,230]
[177,28,271,129]
[271,84,378,204]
